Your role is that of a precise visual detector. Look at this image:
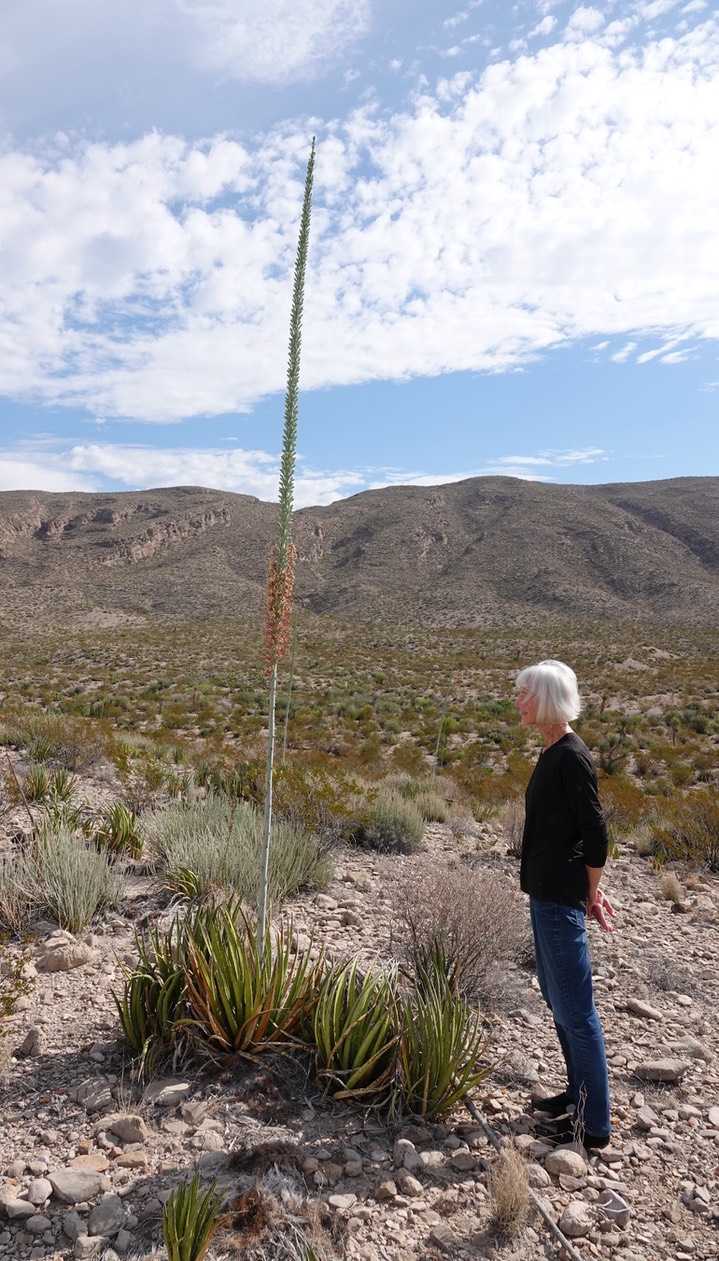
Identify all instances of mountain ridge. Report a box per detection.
[2,476,719,627]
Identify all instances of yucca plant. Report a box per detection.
[398,955,491,1118]
[114,918,188,1077]
[163,1170,226,1261]
[258,139,315,954]
[181,901,322,1054]
[312,957,400,1101]
[94,801,142,858]
[22,764,50,803]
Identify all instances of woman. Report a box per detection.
[515,658,614,1150]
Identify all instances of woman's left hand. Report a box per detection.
[588,888,616,933]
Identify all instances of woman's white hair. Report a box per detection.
[515,659,582,723]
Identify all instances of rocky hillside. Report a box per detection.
[2,477,719,627]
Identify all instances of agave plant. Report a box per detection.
[397,957,491,1118]
[181,901,322,1054]
[114,917,188,1077]
[94,801,142,858]
[312,957,400,1101]
[163,1170,226,1261]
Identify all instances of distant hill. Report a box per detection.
[2,476,719,627]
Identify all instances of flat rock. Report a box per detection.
[36,935,97,972]
[328,1193,357,1211]
[48,1169,108,1204]
[634,1059,690,1083]
[709,1106,719,1127]
[143,1078,191,1107]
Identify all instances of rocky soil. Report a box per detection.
[1,818,718,1261]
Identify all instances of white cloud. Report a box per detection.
[0,442,610,502]
[612,342,639,363]
[0,11,717,422]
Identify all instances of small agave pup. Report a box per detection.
[257,139,316,953]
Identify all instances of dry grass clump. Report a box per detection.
[352,786,424,854]
[142,794,332,902]
[392,861,524,1006]
[660,872,684,904]
[497,798,524,857]
[0,831,126,934]
[487,1147,531,1237]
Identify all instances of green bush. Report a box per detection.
[648,787,719,871]
[143,794,331,902]
[94,802,142,858]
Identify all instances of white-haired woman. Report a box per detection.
[515,659,614,1150]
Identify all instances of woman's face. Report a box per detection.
[515,686,539,726]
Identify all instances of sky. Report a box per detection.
[0,0,717,507]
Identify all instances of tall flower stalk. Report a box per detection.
[258,139,315,952]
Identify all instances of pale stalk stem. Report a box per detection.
[281,627,297,765]
[257,661,278,955]
[430,683,451,789]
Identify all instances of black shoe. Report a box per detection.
[530,1090,572,1118]
[534,1115,610,1150]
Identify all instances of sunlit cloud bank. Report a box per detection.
[0,5,717,423]
[0,442,607,504]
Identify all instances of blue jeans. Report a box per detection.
[530,898,611,1138]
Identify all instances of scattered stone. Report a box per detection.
[429,1223,456,1251]
[74,1235,104,1258]
[15,1027,44,1057]
[374,1181,397,1200]
[88,1195,126,1237]
[26,1178,53,1206]
[558,1201,594,1238]
[626,998,663,1020]
[545,1148,587,1178]
[393,1139,424,1173]
[72,1153,110,1173]
[143,1078,191,1107]
[100,1114,148,1144]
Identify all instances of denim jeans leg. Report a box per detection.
[529,898,611,1137]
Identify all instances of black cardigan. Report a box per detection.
[520,732,609,910]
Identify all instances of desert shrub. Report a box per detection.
[392,862,524,1007]
[143,794,331,902]
[648,786,719,871]
[351,787,424,854]
[498,798,525,857]
[599,773,650,838]
[312,959,400,1101]
[14,713,103,772]
[631,822,659,858]
[487,1147,530,1237]
[397,953,491,1118]
[0,832,125,933]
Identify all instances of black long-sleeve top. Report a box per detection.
[520,732,609,910]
